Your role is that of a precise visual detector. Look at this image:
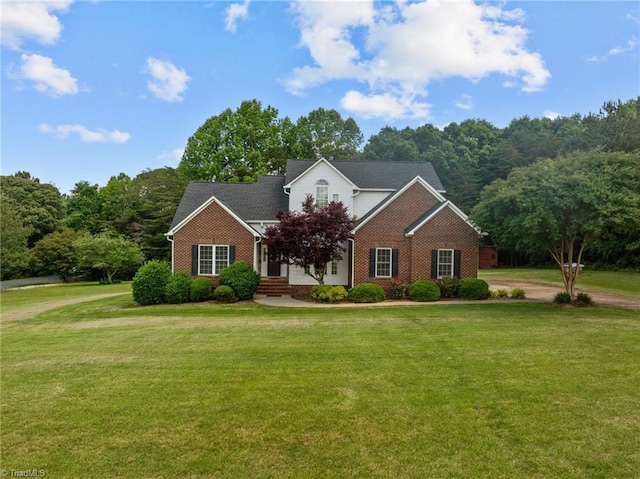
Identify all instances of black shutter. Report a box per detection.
[191,245,199,276]
[430,250,438,279]
[369,249,376,277]
[454,250,461,278]
[392,249,399,277]
[229,245,236,264]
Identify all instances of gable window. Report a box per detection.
[198,245,229,275]
[316,179,329,208]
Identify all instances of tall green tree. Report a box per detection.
[30,228,83,281]
[0,200,32,279]
[0,172,64,246]
[128,167,187,261]
[65,181,104,234]
[178,100,293,182]
[73,232,145,283]
[596,97,640,152]
[471,150,640,298]
[296,108,363,160]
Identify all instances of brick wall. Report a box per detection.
[172,200,256,275]
[353,182,479,287]
[410,207,479,279]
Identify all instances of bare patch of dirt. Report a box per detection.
[1,293,128,322]
[485,280,640,310]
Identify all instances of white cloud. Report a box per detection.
[543,110,561,120]
[10,53,78,97]
[341,90,431,120]
[588,37,639,62]
[39,123,131,144]
[455,94,474,110]
[224,0,250,33]
[286,0,550,120]
[1,0,73,50]
[146,57,191,103]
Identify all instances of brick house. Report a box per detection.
[166,158,481,293]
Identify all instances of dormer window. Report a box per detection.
[316,179,329,208]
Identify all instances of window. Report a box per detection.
[199,245,229,275]
[437,249,454,278]
[316,179,329,208]
[332,193,340,203]
[376,248,392,277]
[331,260,338,276]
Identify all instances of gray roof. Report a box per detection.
[169,175,287,231]
[170,159,445,232]
[285,159,445,191]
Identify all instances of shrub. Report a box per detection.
[218,262,260,300]
[131,261,172,305]
[190,277,213,302]
[348,283,385,303]
[408,280,441,302]
[213,284,238,303]
[575,292,594,307]
[436,276,459,298]
[510,288,526,299]
[457,278,490,300]
[164,272,193,304]
[311,285,348,303]
[388,278,407,299]
[553,292,572,304]
[490,289,509,299]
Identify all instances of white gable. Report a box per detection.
[286,158,356,213]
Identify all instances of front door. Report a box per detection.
[267,248,281,277]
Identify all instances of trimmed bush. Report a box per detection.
[218,262,260,300]
[190,277,213,302]
[131,261,172,306]
[490,289,509,299]
[436,276,459,298]
[311,285,348,303]
[553,292,572,304]
[408,280,441,302]
[164,272,193,304]
[458,278,490,300]
[213,284,238,303]
[348,283,385,303]
[575,292,594,307]
[510,288,526,299]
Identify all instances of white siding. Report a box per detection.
[288,161,354,213]
[352,191,392,219]
[289,258,349,285]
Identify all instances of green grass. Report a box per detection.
[480,267,640,299]
[2,284,640,478]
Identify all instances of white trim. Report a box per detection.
[284,158,357,190]
[197,244,230,276]
[354,176,446,232]
[375,247,393,278]
[405,200,482,236]
[167,196,260,237]
[437,248,454,278]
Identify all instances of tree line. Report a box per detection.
[1,97,638,281]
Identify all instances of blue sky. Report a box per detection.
[2,0,638,194]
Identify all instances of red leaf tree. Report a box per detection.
[264,196,355,285]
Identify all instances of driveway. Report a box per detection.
[485,280,640,311]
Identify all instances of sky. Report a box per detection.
[1,0,638,195]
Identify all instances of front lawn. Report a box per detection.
[1,285,639,478]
